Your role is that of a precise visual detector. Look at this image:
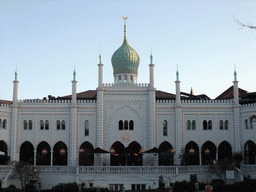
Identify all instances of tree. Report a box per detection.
[233,16,256,30]
[10,161,40,190]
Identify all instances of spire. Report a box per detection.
[190,87,194,95]
[150,51,153,65]
[73,64,76,81]
[176,64,179,81]
[15,66,18,81]
[234,64,237,81]
[99,48,102,64]
[123,16,128,40]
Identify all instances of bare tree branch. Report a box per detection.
[233,16,256,30]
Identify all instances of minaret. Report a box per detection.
[98,51,104,89]
[69,67,78,166]
[148,53,156,165]
[96,53,104,165]
[10,68,19,161]
[149,52,155,89]
[175,66,181,105]
[233,67,239,105]
[233,66,241,153]
[174,65,182,165]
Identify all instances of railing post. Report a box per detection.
[176,166,179,175]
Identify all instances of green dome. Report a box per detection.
[111,24,140,75]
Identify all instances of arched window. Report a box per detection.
[203,120,207,130]
[187,120,191,130]
[245,119,248,129]
[85,120,89,136]
[61,120,65,130]
[40,120,44,130]
[208,120,212,130]
[219,120,223,130]
[0,119,2,128]
[192,120,196,130]
[45,120,49,130]
[56,120,60,130]
[119,120,123,130]
[225,120,228,130]
[250,119,253,129]
[129,120,134,130]
[2,119,6,129]
[28,120,32,130]
[24,120,27,130]
[163,120,167,136]
[130,76,133,83]
[124,120,128,130]
[124,75,127,82]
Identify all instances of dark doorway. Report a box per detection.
[20,141,34,164]
[218,141,232,161]
[79,141,94,166]
[158,141,173,165]
[185,141,199,165]
[36,141,51,165]
[201,141,216,165]
[244,140,256,164]
[110,141,126,166]
[53,141,67,166]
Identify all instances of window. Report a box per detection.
[124,120,128,130]
[219,120,223,130]
[28,120,32,130]
[45,120,49,130]
[224,120,228,130]
[129,120,134,130]
[2,119,6,129]
[24,120,27,130]
[163,120,167,136]
[245,119,248,129]
[61,120,65,130]
[192,120,196,130]
[203,120,207,130]
[187,120,191,130]
[124,75,127,82]
[0,119,1,128]
[40,120,44,130]
[119,75,121,81]
[56,120,60,130]
[130,75,133,83]
[208,120,212,130]
[85,120,89,136]
[119,120,123,130]
[250,119,253,129]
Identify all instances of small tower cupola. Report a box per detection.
[111,16,140,84]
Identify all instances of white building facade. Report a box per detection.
[1,21,256,190]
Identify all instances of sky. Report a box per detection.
[1,0,256,101]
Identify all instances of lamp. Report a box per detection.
[79,148,85,154]
[110,148,115,155]
[170,149,176,154]
[189,148,195,155]
[205,148,210,155]
[139,149,145,154]
[60,148,66,155]
[42,149,48,155]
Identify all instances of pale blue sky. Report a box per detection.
[1,0,256,101]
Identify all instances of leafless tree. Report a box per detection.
[233,16,256,30]
[10,161,40,190]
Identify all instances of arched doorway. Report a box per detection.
[0,141,8,165]
[158,141,173,165]
[218,141,232,161]
[53,141,67,166]
[201,141,216,165]
[185,141,199,165]
[20,141,34,164]
[36,141,51,165]
[126,141,142,166]
[79,142,94,166]
[244,140,256,164]
[110,141,126,166]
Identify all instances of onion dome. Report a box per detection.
[111,20,140,75]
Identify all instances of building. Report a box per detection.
[1,18,256,190]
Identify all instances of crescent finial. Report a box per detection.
[122,16,128,20]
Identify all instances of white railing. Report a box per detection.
[241,165,256,173]
[0,166,10,174]
[78,165,209,175]
[39,166,76,174]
